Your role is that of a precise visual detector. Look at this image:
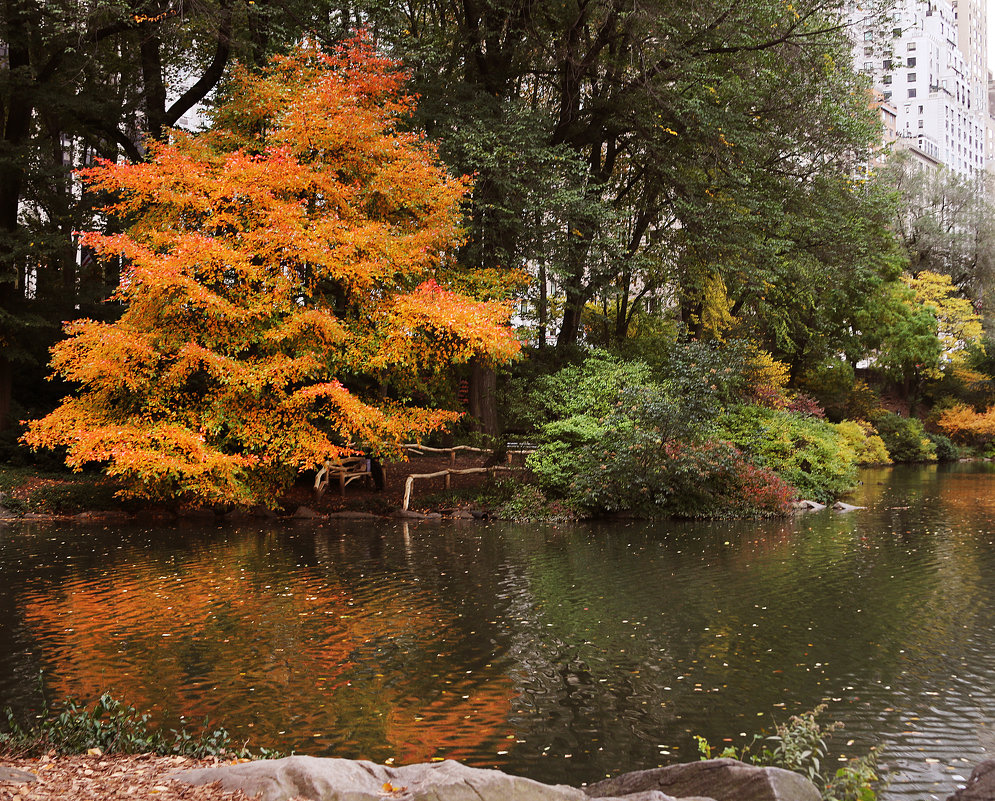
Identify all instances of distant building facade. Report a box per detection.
[848,0,987,177]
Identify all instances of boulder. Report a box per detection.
[793,500,826,512]
[946,760,995,801]
[585,759,820,801]
[327,511,382,520]
[0,766,38,785]
[832,502,865,512]
[292,506,323,519]
[170,756,591,801]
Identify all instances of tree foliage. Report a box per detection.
[23,37,520,505]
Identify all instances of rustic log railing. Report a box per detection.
[401,465,520,511]
[401,443,535,465]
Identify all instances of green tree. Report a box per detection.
[880,151,995,314]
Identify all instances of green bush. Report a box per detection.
[870,411,937,463]
[926,431,959,462]
[512,349,654,430]
[530,386,795,518]
[799,360,857,420]
[718,405,860,503]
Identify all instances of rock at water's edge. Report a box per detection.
[946,761,995,801]
[585,758,821,801]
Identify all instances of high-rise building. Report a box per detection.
[848,0,987,177]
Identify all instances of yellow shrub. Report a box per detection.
[744,349,791,409]
[834,420,892,465]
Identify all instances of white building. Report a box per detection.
[849,0,987,177]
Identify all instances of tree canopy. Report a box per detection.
[23,36,520,505]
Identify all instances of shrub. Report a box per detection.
[844,380,883,422]
[567,437,794,519]
[926,432,959,462]
[696,705,878,801]
[529,386,795,518]
[515,349,655,430]
[786,391,827,419]
[743,349,791,409]
[935,403,995,446]
[1,692,280,759]
[870,411,937,463]
[833,421,891,466]
[718,405,860,503]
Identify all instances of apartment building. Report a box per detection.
[849,0,987,177]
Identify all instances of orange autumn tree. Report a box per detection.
[24,35,520,506]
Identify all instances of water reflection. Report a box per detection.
[0,464,992,800]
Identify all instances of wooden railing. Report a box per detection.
[401,466,520,511]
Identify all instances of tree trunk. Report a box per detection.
[0,353,11,433]
[468,360,499,436]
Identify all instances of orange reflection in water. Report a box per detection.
[19,542,516,762]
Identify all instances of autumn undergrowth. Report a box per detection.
[416,477,580,522]
[695,705,879,801]
[0,690,282,760]
[0,466,134,515]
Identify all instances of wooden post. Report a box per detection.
[403,476,414,511]
[449,450,456,467]
[445,473,451,490]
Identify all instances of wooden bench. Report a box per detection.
[314,456,372,497]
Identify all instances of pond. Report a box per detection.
[0,464,993,799]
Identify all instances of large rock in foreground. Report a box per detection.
[585,758,821,801]
[171,757,590,801]
[946,761,995,801]
[170,756,821,801]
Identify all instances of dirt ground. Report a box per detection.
[0,753,258,801]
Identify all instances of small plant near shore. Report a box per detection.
[0,691,280,760]
[695,705,878,801]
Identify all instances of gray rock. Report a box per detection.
[946,760,995,801]
[327,511,381,520]
[293,506,322,519]
[793,500,826,511]
[585,759,820,801]
[170,756,589,801]
[832,502,865,512]
[0,766,38,784]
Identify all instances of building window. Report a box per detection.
[882,75,892,84]
[892,27,902,37]
[907,57,916,67]
[864,30,874,41]
[883,59,892,70]
[908,42,916,50]
[864,61,874,71]
[908,88,917,97]
[907,72,916,82]
[919,120,924,128]
[883,91,892,100]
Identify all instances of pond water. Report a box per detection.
[0,464,993,799]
